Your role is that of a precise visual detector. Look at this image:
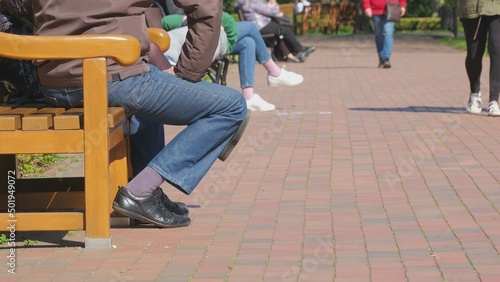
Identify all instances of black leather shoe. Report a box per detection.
[297,46,316,62]
[154,187,189,216]
[113,187,191,228]
[304,46,316,54]
[218,111,251,161]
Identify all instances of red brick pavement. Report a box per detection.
[1,34,500,281]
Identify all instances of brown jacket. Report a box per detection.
[33,0,222,86]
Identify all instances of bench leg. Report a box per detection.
[109,138,133,227]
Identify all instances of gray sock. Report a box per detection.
[126,166,164,197]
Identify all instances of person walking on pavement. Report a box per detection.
[461,0,500,116]
[363,0,406,68]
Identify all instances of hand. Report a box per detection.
[364,8,372,18]
[276,12,284,17]
[163,67,175,76]
[401,7,406,17]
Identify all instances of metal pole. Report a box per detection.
[453,0,458,37]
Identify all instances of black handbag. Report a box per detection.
[386,0,402,22]
[272,14,292,27]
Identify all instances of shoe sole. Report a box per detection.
[268,80,303,87]
[113,203,191,228]
[247,105,275,112]
[218,111,251,161]
[466,108,482,114]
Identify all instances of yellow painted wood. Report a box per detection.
[107,107,126,128]
[0,115,21,130]
[83,58,111,239]
[4,107,38,116]
[0,130,84,153]
[0,104,14,113]
[0,213,84,231]
[109,138,129,214]
[22,114,53,130]
[0,32,141,66]
[0,29,147,247]
[148,28,170,52]
[35,107,66,115]
[53,108,84,130]
[108,123,127,150]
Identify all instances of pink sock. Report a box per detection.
[263,59,281,78]
[242,87,254,100]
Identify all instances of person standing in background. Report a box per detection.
[363,0,406,68]
[460,0,500,116]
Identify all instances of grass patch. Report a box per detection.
[435,36,467,51]
[23,239,38,246]
[17,154,64,178]
[435,35,489,56]
[0,234,7,245]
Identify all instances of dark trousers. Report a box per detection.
[260,21,304,55]
[461,16,500,102]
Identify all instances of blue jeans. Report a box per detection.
[230,21,273,89]
[129,115,164,177]
[372,14,395,60]
[40,65,247,195]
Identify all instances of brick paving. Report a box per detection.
[1,33,500,281]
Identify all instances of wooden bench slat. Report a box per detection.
[53,110,84,130]
[107,107,126,128]
[0,115,21,130]
[0,130,84,153]
[0,213,84,231]
[22,113,53,130]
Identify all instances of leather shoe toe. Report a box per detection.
[154,187,189,216]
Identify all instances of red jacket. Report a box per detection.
[362,0,407,15]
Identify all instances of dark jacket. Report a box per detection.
[0,0,32,26]
[0,0,40,103]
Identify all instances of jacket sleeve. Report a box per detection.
[251,0,280,17]
[362,0,371,10]
[172,0,222,82]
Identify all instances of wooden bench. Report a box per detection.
[0,28,170,249]
[294,2,357,35]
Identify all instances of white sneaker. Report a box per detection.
[466,93,482,114]
[267,66,303,87]
[488,101,500,116]
[246,94,275,112]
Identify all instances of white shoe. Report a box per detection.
[466,93,482,114]
[267,66,303,87]
[246,94,275,112]
[488,101,500,116]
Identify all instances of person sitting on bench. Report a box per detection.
[33,0,248,228]
[160,12,304,112]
